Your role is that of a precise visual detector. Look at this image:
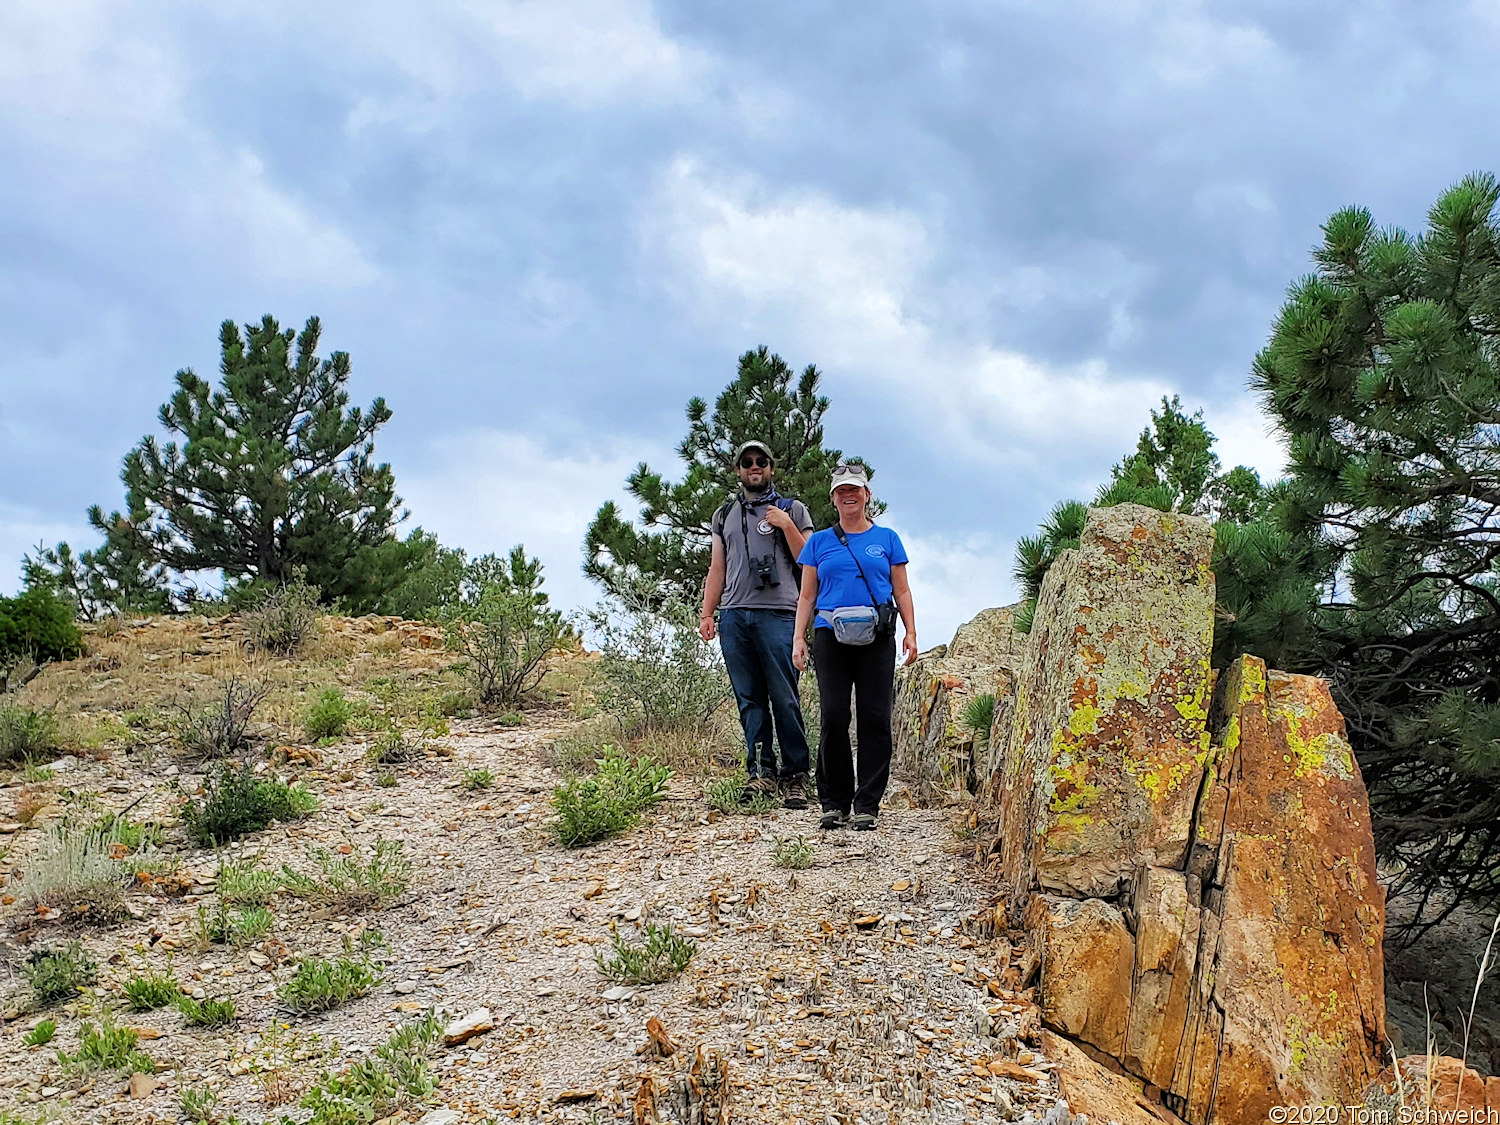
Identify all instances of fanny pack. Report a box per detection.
[823,526,898,646]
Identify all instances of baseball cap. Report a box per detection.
[829,462,870,492]
[732,440,776,465]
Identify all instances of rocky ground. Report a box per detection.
[1,633,1061,1124]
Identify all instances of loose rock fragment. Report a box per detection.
[443,1007,494,1045]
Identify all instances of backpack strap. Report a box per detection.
[832,524,881,609]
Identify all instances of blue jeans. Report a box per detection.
[718,608,811,780]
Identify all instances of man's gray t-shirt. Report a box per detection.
[712,495,815,611]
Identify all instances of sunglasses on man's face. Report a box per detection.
[739,456,770,469]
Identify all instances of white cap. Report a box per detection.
[829,463,870,492]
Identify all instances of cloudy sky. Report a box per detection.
[3,0,1499,645]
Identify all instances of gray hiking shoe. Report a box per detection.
[849,813,877,831]
[819,809,847,830]
[783,775,808,810]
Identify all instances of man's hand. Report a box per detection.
[699,613,716,642]
[792,636,808,671]
[764,504,794,532]
[901,632,918,666]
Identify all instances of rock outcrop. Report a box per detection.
[893,603,1024,800]
[915,505,1389,1125]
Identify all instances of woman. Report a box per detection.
[792,463,918,831]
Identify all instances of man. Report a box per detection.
[700,440,815,808]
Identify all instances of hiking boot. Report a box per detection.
[819,809,847,831]
[849,813,877,831]
[783,775,808,810]
[738,777,777,806]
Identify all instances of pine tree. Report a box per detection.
[1248,172,1500,931]
[1011,397,1264,632]
[583,347,872,600]
[110,315,401,603]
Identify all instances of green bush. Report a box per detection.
[22,821,130,924]
[585,580,729,732]
[550,746,670,848]
[0,588,84,665]
[0,703,60,764]
[296,1013,441,1122]
[443,547,567,708]
[230,906,275,945]
[594,924,696,984]
[279,953,380,1013]
[23,941,98,1005]
[279,838,412,912]
[242,577,321,655]
[123,968,180,1010]
[181,763,316,846]
[304,688,353,740]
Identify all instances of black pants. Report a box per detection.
[812,626,896,817]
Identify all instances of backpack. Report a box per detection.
[715,493,802,588]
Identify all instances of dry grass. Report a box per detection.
[4,615,493,764]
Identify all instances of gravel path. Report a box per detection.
[3,711,1059,1124]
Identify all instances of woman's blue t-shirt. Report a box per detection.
[798,525,908,629]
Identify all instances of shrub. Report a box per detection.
[177,993,237,1028]
[21,1018,56,1047]
[23,941,99,1005]
[366,725,422,765]
[179,1087,222,1124]
[460,767,493,790]
[279,953,381,1013]
[123,968,180,1010]
[550,746,670,848]
[0,588,85,665]
[772,835,814,869]
[595,924,696,984]
[279,838,412,912]
[175,677,270,758]
[217,856,278,907]
[95,813,165,853]
[296,1012,441,1122]
[23,822,129,924]
[443,548,566,707]
[585,580,729,733]
[303,688,353,740]
[0,703,60,764]
[181,763,317,846]
[242,578,320,655]
[56,1008,154,1075]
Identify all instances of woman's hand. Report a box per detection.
[792,636,808,671]
[901,631,918,666]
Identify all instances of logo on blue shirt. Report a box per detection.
[864,544,885,557]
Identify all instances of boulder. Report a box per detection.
[992,505,1217,900]
[983,505,1386,1125]
[893,604,1024,800]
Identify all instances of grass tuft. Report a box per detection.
[177,993,237,1028]
[595,923,696,985]
[772,835,814,869]
[216,855,278,907]
[56,1008,154,1075]
[460,767,493,790]
[123,967,180,1010]
[279,837,412,912]
[296,1012,441,1121]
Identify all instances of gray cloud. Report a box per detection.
[3,0,1499,642]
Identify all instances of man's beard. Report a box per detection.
[740,476,771,499]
